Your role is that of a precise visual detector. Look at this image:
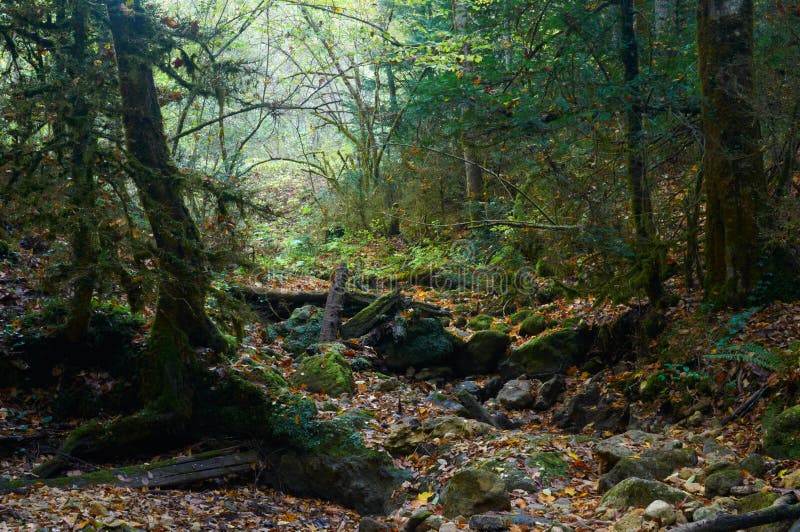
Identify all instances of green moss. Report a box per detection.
[601,478,692,508]
[491,322,511,334]
[763,404,800,458]
[526,452,569,480]
[274,305,324,355]
[458,330,510,375]
[502,326,594,378]
[509,310,533,324]
[290,351,354,396]
[519,314,548,336]
[379,316,462,372]
[735,491,779,514]
[704,469,744,497]
[468,314,494,331]
[255,366,288,389]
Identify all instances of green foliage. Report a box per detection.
[705,344,782,372]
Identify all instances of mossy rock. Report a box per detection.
[272,305,324,355]
[601,478,693,508]
[458,330,510,375]
[377,315,463,373]
[476,459,538,492]
[0,240,11,260]
[510,310,534,325]
[704,469,744,497]
[491,322,511,334]
[599,448,697,492]
[734,491,786,532]
[763,405,800,458]
[526,452,568,482]
[254,366,288,389]
[290,350,354,396]
[519,314,549,336]
[500,325,595,379]
[441,468,510,518]
[468,314,494,331]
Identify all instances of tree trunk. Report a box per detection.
[698,0,765,307]
[107,0,225,415]
[621,0,663,303]
[319,263,348,342]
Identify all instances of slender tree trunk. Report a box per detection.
[107,0,225,415]
[621,0,663,302]
[698,0,765,306]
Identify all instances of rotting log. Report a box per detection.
[1,448,257,493]
[340,290,403,339]
[319,264,348,342]
[233,286,450,321]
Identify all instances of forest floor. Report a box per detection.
[1,258,800,531]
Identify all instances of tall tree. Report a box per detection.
[697,0,764,306]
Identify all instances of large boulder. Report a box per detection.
[553,381,629,434]
[500,325,595,379]
[457,331,510,375]
[519,314,549,336]
[763,405,800,458]
[594,431,661,472]
[376,315,463,373]
[496,379,535,410]
[468,314,494,331]
[384,416,492,456]
[601,478,693,509]
[533,374,566,411]
[704,469,744,497]
[476,459,538,493]
[271,305,323,355]
[290,348,354,396]
[441,468,510,518]
[599,447,697,492]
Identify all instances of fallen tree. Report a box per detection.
[672,493,800,532]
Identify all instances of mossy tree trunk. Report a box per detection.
[620,0,663,303]
[698,0,765,307]
[107,0,225,415]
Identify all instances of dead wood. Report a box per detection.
[319,263,348,342]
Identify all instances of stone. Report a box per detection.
[601,478,693,509]
[271,305,324,355]
[442,469,510,518]
[643,500,677,526]
[290,348,354,396]
[781,469,800,489]
[455,380,482,397]
[693,505,725,522]
[509,310,533,324]
[500,326,595,379]
[497,379,535,410]
[358,517,393,532]
[533,374,566,411]
[526,452,569,482]
[468,514,507,531]
[594,431,660,471]
[404,510,432,531]
[476,459,538,493]
[459,331,510,375]
[418,514,446,531]
[468,314,494,331]
[377,316,464,373]
[439,524,459,532]
[519,314,549,336]
[739,454,766,477]
[704,469,744,497]
[480,377,504,402]
[613,509,644,532]
[599,447,698,492]
[687,411,703,427]
[553,381,629,434]
[385,416,493,456]
[763,405,800,458]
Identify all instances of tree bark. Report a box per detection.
[673,500,800,532]
[319,263,348,342]
[698,0,765,307]
[107,0,225,415]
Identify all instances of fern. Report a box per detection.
[705,343,782,372]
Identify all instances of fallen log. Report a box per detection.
[0,447,257,493]
[319,263,348,342]
[672,495,800,532]
[341,290,404,339]
[233,286,449,321]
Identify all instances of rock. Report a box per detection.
[455,380,482,397]
[782,469,800,489]
[734,492,786,532]
[377,315,463,373]
[533,374,566,411]
[526,452,569,482]
[427,391,469,416]
[417,514,446,532]
[519,314,549,336]
[442,469,510,518]
[439,524,459,532]
[600,478,693,508]
[497,379,535,410]
[510,310,533,324]
[468,514,508,531]
[404,510,432,531]
[644,500,677,526]
[374,377,400,392]
[553,381,629,434]
[290,348,354,396]
[687,411,704,427]
[271,305,324,355]
[613,509,644,532]
[468,314,494,331]
[480,377,504,402]
[359,516,393,532]
[500,326,595,379]
[739,454,766,477]
[476,459,538,493]
[385,416,493,456]
[459,331,510,375]
[594,431,661,471]
[599,447,698,492]
[693,505,724,522]
[704,469,744,497]
[764,405,800,458]
[491,322,511,335]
